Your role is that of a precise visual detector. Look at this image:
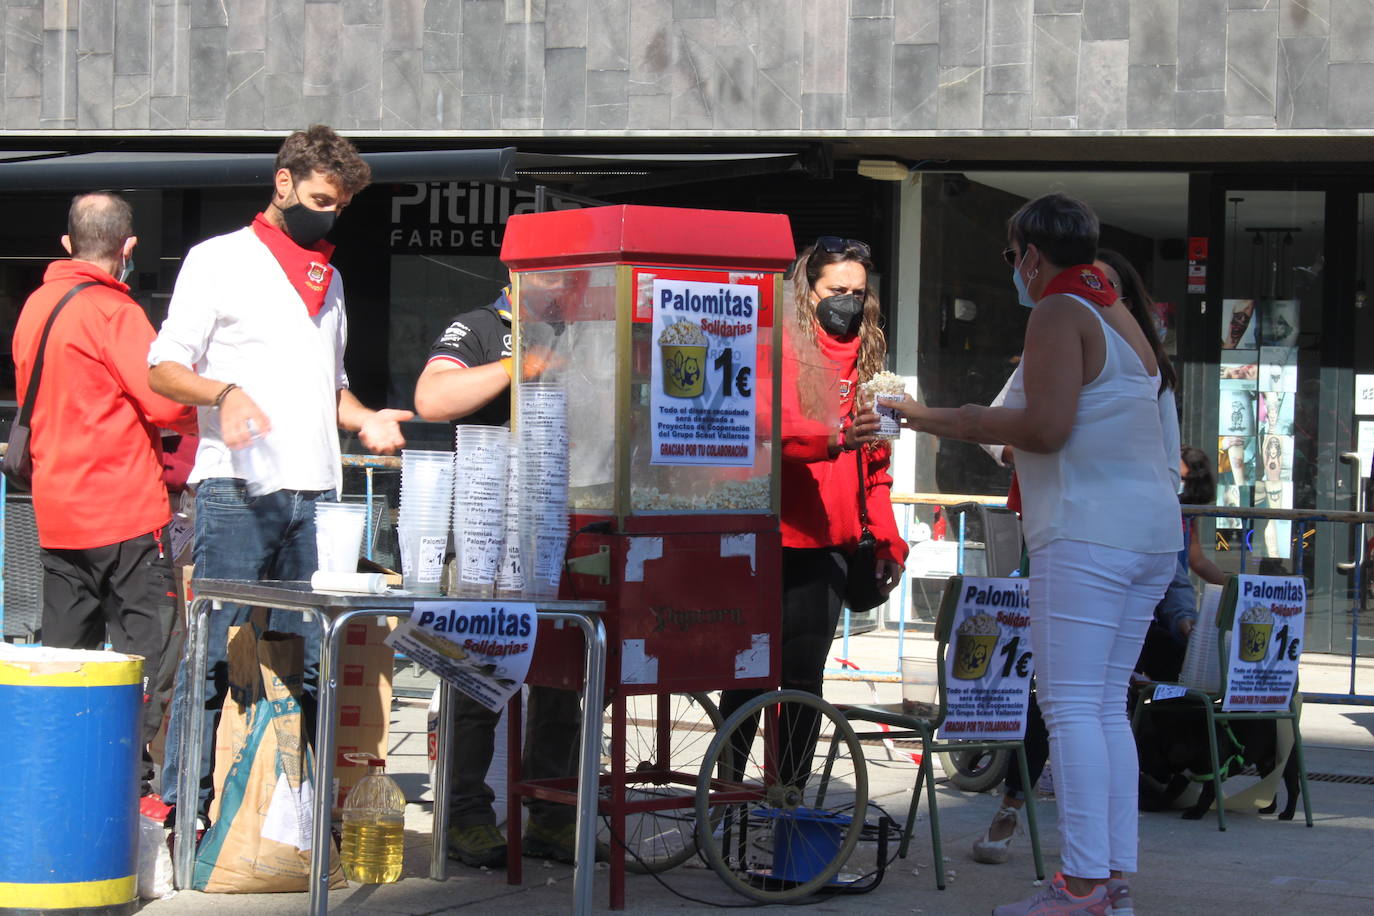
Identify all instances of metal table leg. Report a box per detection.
[307,605,333,916]
[542,611,607,916]
[431,680,456,879]
[173,596,214,890]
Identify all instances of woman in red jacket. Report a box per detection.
[720,236,908,782]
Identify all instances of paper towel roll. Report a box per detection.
[310,571,390,595]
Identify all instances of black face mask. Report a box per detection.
[276,188,337,247]
[815,293,864,338]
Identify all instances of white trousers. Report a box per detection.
[1028,539,1176,878]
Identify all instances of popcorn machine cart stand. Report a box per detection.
[499,206,870,907]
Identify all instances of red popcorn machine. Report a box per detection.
[498,206,871,906]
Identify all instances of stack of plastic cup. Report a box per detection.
[515,382,570,598]
[495,449,526,598]
[314,501,367,573]
[451,426,510,598]
[397,449,454,595]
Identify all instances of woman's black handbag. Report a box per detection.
[845,445,886,612]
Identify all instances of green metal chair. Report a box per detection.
[834,575,1045,889]
[1130,574,1314,831]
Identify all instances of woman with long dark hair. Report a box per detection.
[718,236,907,781]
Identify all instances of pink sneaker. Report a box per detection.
[992,874,1111,916]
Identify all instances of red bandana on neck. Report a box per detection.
[1041,264,1117,308]
[251,212,335,317]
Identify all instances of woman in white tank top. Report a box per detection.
[892,194,1181,916]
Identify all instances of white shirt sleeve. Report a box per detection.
[1158,385,1181,490]
[979,370,1017,466]
[333,280,349,391]
[147,243,217,369]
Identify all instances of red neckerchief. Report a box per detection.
[251,212,335,317]
[813,321,861,416]
[1041,263,1117,308]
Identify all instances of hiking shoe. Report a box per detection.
[1105,878,1135,915]
[993,874,1111,916]
[447,823,507,869]
[972,804,1019,864]
[522,820,610,865]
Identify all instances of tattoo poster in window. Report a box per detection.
[938,577,1033,742]
[1219,388,1256,437]
[1223,575,1305,713]
[1260,346,1298,392]
[1220,350,1259,381]
[1260,434,1294,483]
[1258,390,1294,437]
[1215,484,1249,530]
[1259,298,1300,347]
[1255,481,1294,559]
[1221,299,1258,350]
[386,601,537,713]
[1218,436,1256,488]
[650,278,757,467]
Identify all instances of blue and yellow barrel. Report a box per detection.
[0,648,142,915]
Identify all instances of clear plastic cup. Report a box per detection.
[314,501,367,573]
[398,525,448,595]
[900,656,940,719]
[231,421,283,496]
[451,427,510,597]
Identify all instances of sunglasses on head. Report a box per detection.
[815,236,872,259]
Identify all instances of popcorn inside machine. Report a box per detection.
[500,206,872,906]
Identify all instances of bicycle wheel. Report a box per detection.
[603,692,722,873]
[695,690,868,903]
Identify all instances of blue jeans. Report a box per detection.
[161,481,334,813]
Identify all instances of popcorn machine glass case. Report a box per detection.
[501,205,794,696]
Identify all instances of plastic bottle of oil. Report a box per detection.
[340,757,406,883]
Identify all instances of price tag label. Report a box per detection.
[1152,684,1188,701]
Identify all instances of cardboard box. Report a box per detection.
[331,615,399,816]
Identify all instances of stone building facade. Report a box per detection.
[0,1,1367,139]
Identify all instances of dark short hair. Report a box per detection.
[275,124,371,195]
[1007,192,1099,268]
[1180,445,1216,506]
[67,191,133,262]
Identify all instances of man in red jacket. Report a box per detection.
[12,191,198,794]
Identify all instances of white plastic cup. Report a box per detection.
[314,501,367,573]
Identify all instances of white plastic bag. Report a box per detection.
[137,813,175,900]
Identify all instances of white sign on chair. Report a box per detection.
[938,577,1034,741]
[1222,575,1306,713]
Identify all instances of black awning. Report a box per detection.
[0,148,516,190]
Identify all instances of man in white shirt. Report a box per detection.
[148,125,411,822]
